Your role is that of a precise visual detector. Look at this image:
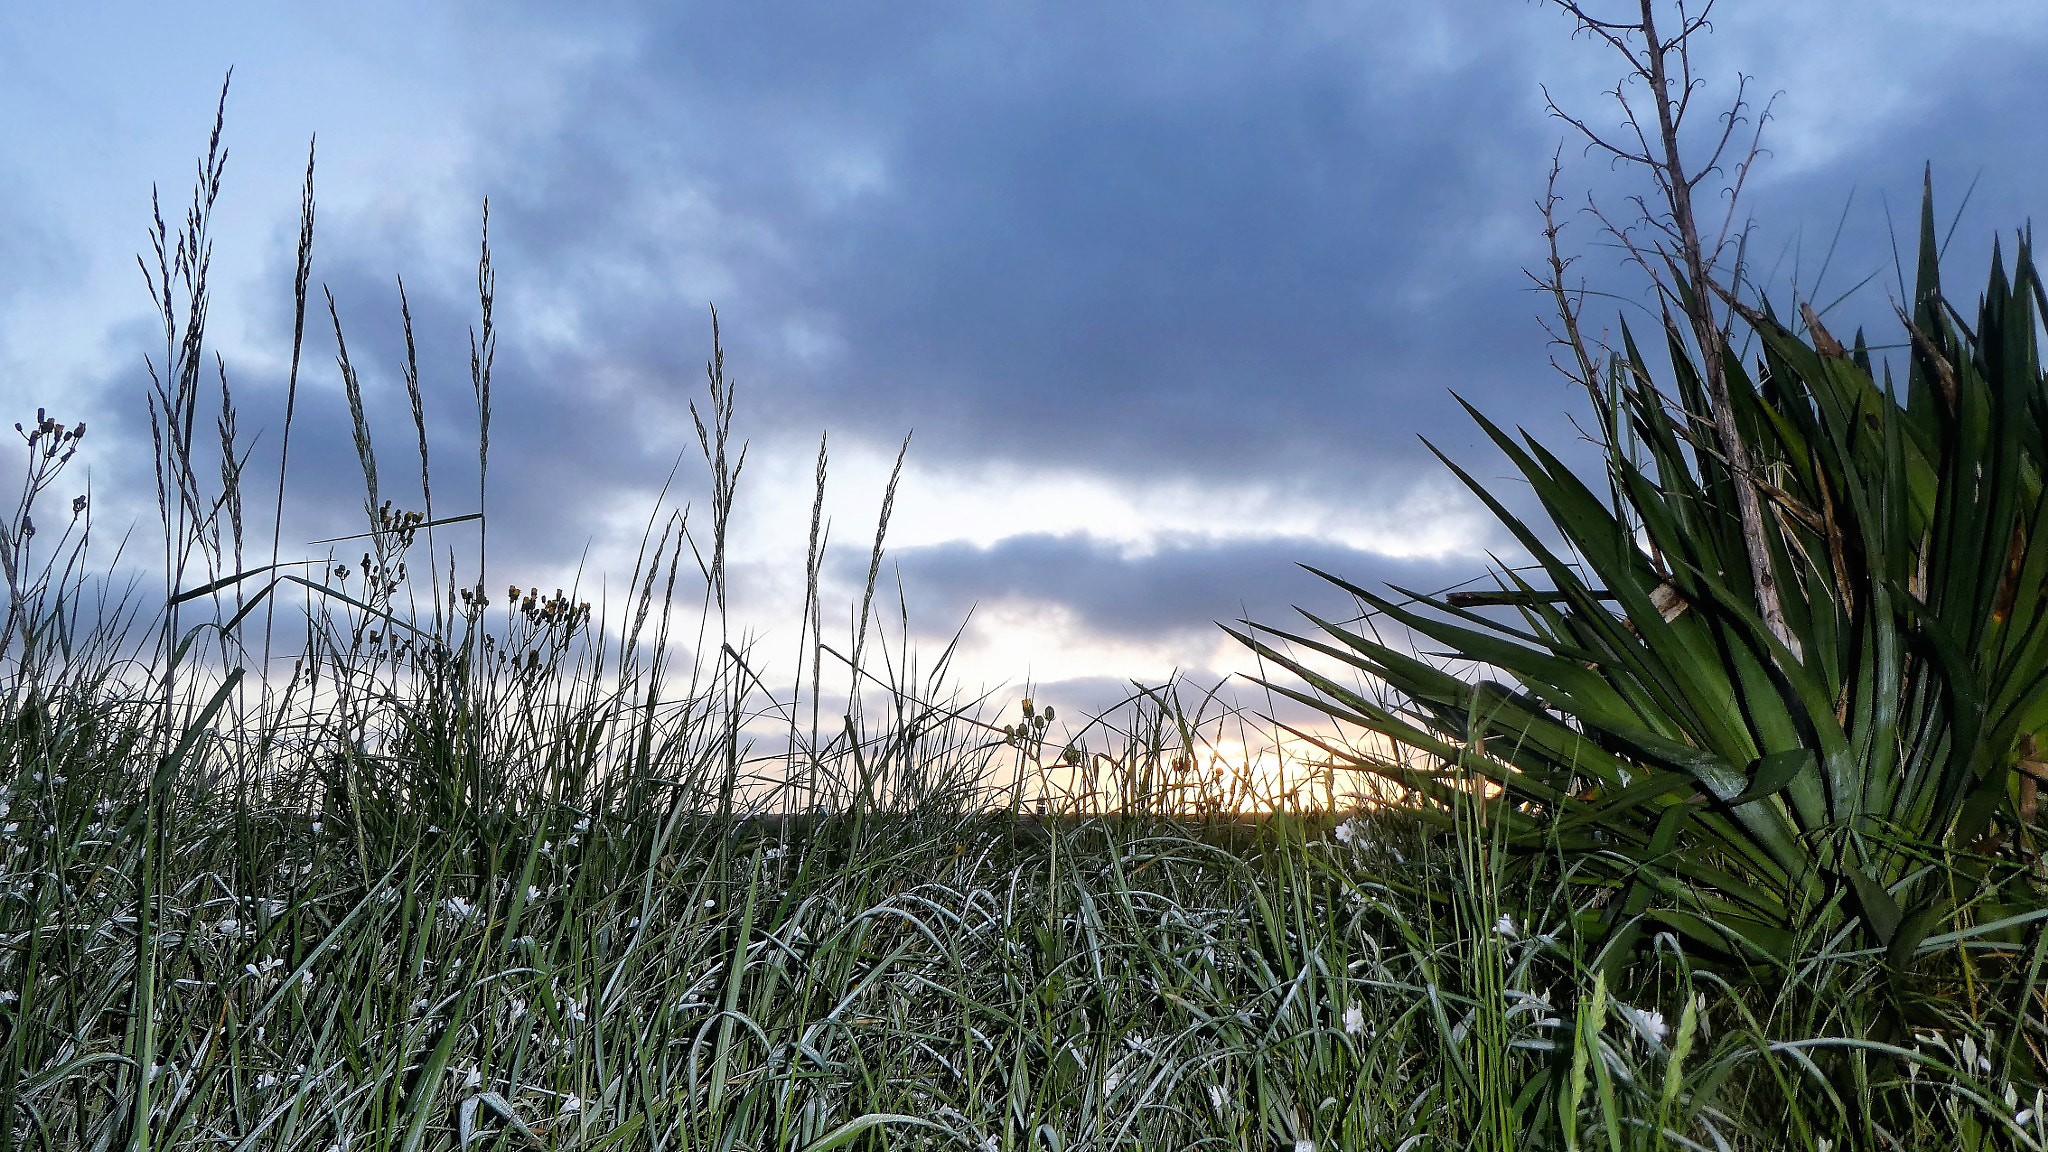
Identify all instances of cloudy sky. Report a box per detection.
[3,1,2045,729]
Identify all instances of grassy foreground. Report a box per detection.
[3,659,2040,1151]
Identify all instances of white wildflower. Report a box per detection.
[1493,913,1518,940]
[1628,1005,1668,1045]
[1104,1070,1126,1094]
[245,957,284,980]
[255,1072,281,1090]
[309,822,322,833]
[1333,819,1358,845]
[455,1066,482,1089]
[1207,1083,1229,1113]
[444,896,479,922]
[560,1093,582,1115]
[527,886,542,901]
[703,898,716,910]
[1296,1141,1318,1152]
[0,990,16,1004]
[215,918,241,937]
[1343,1005,1365,1036]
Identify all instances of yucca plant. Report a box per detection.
[1237,186,2048,986]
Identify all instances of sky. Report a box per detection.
[3,1,2046,739]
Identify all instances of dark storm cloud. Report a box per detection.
[875,530,1482,646]
[463,0,1574,492]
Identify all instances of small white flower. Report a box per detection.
[245,957,284,980]
[1104,1070,1126,1093]
[309,822,322,833]
[1333,819,1358,845]
[1629,1006,1668,1045]
[572,816,591,832]
[626,916,642,929]
[255,1072,281,1090]
[1206,1083,1229,1112]
[0,990,17,1004]
[1343,1005,1365,1036]
[455,1066,482,1089]
[703,899,716,910]
[411,997,430,1013]
[977,1138,999,1152]
[1296,1141,1318,1152]
[443,896,478,922]
[559,1093,582,1115]
[215,918,241,936]
[565,1000,587,1024]
[527,886,542,901]
[508,997,528,1021]
[1493,913,1518,940]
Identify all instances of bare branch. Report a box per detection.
[1542,0,1795,656]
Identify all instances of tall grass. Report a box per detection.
[2,110,2043,1151]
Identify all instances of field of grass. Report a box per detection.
[10,640,2038,1151]
[10,52,2048,1152]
